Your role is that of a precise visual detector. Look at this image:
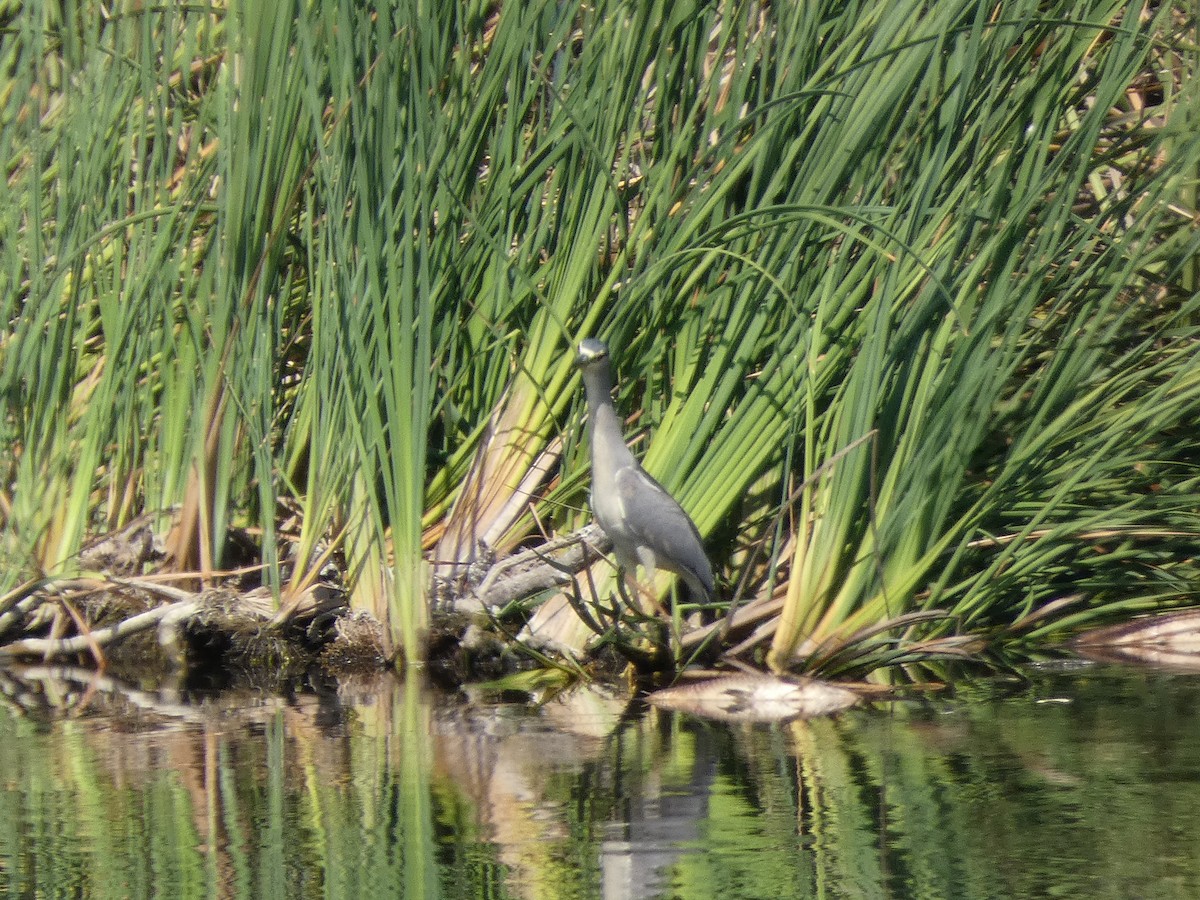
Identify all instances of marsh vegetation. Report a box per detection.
[2,1,1200,682]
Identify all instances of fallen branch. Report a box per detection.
[679,595,785,650]
[0,599,202,660]
[459,524,612,611]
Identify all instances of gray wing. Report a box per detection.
[614,464,715,598]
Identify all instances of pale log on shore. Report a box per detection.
[0,599,202,659]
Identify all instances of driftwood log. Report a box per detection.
[445,524,611,612]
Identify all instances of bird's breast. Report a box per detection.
[590,466,628,540]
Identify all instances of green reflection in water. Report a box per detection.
[0,665,1197,898]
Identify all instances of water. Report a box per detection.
[0,662,1197,899]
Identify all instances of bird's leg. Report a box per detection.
[608,551,640,614]
[613,567,637,611]
[635,551,673,620]
[610,565,651,618]
[621,569,669,620]
[609,551,668,619]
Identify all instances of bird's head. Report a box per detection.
[575,337,610,370]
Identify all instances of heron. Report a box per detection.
[575,337,715,606]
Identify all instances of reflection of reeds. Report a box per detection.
[432,688,624,897]
[5,669,1200,896]
[0,665,357,898]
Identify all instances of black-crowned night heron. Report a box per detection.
[575,337,716,603]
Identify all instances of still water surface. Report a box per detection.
[0,662,1196,899]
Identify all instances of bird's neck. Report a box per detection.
[582,367,614,413]
[583,370,633,473]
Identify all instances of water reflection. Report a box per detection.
[598,722,717,900]
[1,663,1199,898]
